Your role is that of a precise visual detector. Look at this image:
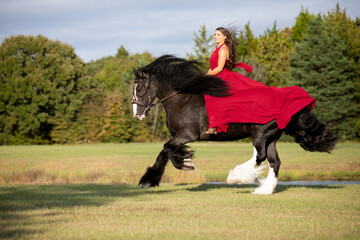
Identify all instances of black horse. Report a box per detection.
[131,55,337,194]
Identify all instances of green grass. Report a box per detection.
[1,183,359,239]
[1,143,359,239]
[0,142,359,184]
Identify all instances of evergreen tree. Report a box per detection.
[0,35,92,144]
[324,3,360,138]
[254,22,292,87]
[187,25,214,71]
[237,22,257,58]
[116,45,129,58]
[237,56,268,85]
[237,22,267,84]
[290,7,316,43]
[288,15,356,139]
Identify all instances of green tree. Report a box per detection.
[50,89,105,144]
[0,35,92,144]
[85,51,167,143]
[237,56,268,84]
[86,56,115,77]
[116,45,129,58]
[236,22,267,84]
[254,22,293,86]
[100,90,137,143]
[290,7,316,43]
[324,3,360,138]
[237,22,257,58]
[187,25,214,71]
[288,15,356,139]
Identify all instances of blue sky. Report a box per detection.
[1,0,359,62]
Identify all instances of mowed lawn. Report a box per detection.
[1,142,360,239]
[1,183,359,239]
[0,142,359,184]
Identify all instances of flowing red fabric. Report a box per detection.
[204,44,316,133]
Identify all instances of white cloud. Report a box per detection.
[1,0,359,62]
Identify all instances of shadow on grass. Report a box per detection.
[186,183,254,192]
[0,184,173,239]
[187,182,344,194]
[0,182,347,238]
[274,184,343,193]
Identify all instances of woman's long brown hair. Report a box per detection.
[216,27,238,70]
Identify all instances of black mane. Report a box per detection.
[140,55,229,97]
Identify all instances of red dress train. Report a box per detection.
[204,44,316,133]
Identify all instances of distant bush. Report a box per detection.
[0,35,94,144]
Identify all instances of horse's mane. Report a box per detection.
[140,55,229,97]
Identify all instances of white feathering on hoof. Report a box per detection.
[226,147,266,184]
[252,164,278,195]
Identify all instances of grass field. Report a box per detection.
[1,183,359,239]
[1,142,360,239]
[0,142,360,184]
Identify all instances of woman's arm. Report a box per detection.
[206,46,229,76]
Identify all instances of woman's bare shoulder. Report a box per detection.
[218,45,229,57]
[219,44,228,50]
[219,45,229,53]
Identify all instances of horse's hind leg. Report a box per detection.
[226,124,272,184]
[139,149,169,188]
[226,121,283,188]
[226,146,266,184]
[253,139,281,195]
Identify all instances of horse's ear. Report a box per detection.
[132,67,138,77]
[133,68,138,76]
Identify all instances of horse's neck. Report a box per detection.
[161,93,207,137]
[157,86,176,101]
[160,93,204,117]
[159,91,182,108]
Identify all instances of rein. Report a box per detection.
[132,91,180,117]
[131,77,180,111]
[160,91,180,102]
[131,91,180,107]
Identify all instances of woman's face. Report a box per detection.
[214,30,226,44]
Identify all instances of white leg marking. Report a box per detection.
[132,83,139,117]
[132,104,138,117]
[226,147,266,184]
[252,163,278,195]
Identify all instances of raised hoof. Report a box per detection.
[182,158,195,171]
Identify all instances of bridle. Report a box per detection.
[131,76,179,114]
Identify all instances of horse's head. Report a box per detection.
[131,68,158,120]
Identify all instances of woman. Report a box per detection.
[204,27,315,134]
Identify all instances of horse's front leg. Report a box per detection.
[139,131,197,188]
[139,149,169,188]
[164,131,198,171]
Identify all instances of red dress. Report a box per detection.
[204,44,316,133]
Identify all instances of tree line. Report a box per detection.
[0,3,359,144]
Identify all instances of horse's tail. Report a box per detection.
[284,109,338,153]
